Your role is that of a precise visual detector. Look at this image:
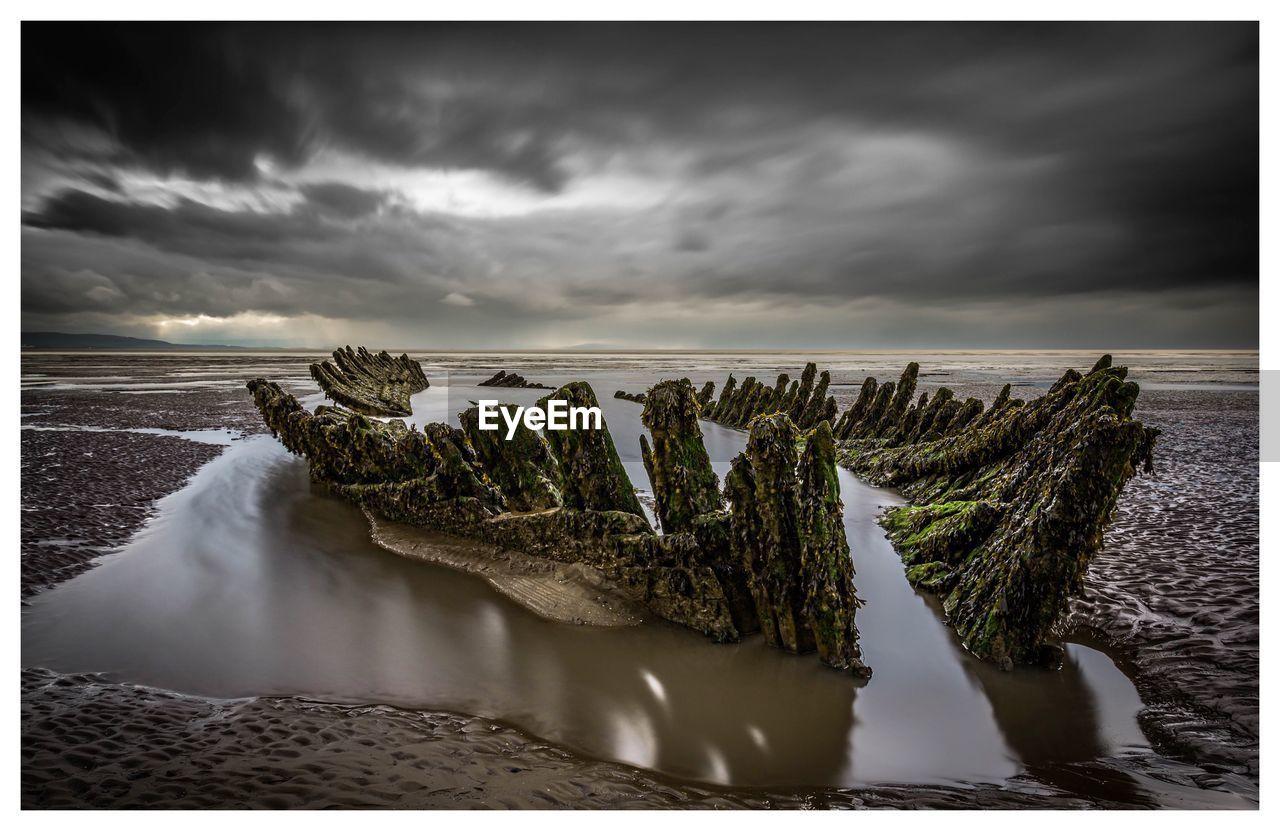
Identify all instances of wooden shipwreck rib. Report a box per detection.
[701,362,838,431]
[697,354,1158,668]
[478,370,553,389]
[247,369,870,675]
[309,345,429,417]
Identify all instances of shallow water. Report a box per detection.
[23,373,1189,801]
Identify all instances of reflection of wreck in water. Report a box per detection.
[957,626,1154,806]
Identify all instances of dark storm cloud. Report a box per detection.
[23,189,333,255]
[22,22,579,191]
[23,23,311,181]
[19,22,1258,346]
[298,182,391,218]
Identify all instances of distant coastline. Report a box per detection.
[21,332,246,350]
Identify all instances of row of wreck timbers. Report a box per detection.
[248,347,1158,675]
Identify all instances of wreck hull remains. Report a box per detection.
[254,348,1146,673]
[247,370,868,671]
[693,355,1156,667]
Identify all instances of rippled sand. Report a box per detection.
[1070,389,1258,782]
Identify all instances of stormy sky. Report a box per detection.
[21,23,1258,349]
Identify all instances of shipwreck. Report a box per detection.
[250,346,1153,674]
[249,354,869,674]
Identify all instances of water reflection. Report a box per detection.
[22,375,1159,795]
[961,637,1153,805]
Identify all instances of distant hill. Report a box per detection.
[21,332,244,350]
[560,342,626,351]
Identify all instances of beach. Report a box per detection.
[20,350,1259,808]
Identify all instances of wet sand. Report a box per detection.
[1070,389,1259,781]
[20,351,1258,808]
[20,428,225,597]
[20,356,285,596]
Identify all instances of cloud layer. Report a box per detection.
[21,23,1258,348]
